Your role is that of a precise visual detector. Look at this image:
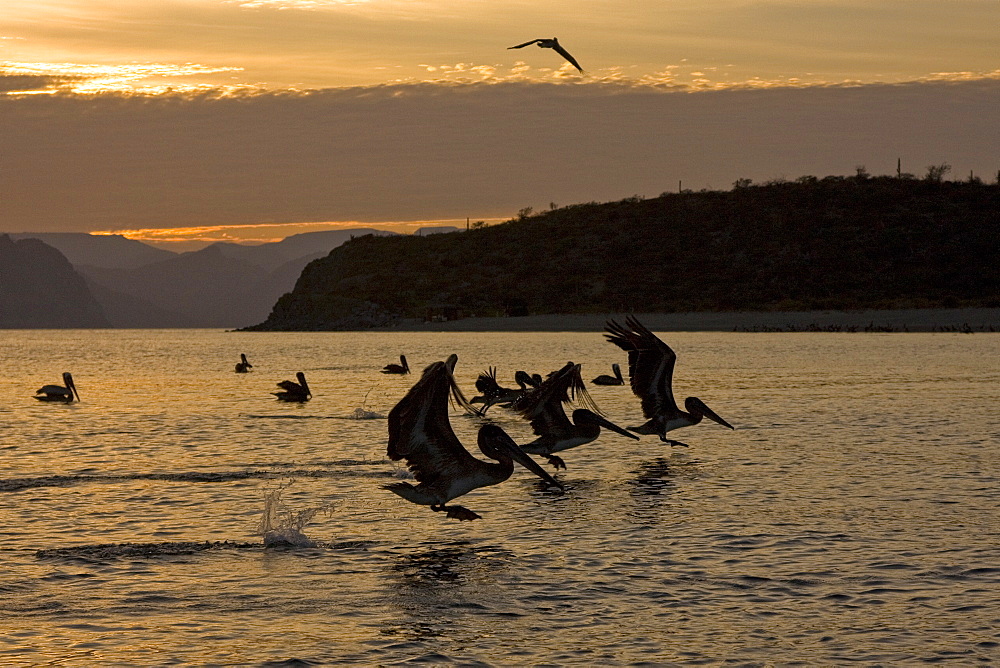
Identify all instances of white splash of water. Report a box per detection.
[350,386,386,419]
[253,481,335,548]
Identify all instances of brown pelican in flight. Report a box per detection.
[470,367,531,412]
[384,355,562,520]
[235,353,253,373]
[382,355,410,375]
[273,372,311,402]
[508,37,583,73]
[35,372,80,403]
[605,316,734,446]
[512,362,638,469]
[591,363,624,386]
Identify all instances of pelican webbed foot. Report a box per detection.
[661,438,690,448]
[431,504,482,521]
[545,454,567,470]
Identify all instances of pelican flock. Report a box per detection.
[384,355,562,520]
[508,37,583,73]
[605,316,735,446]
[34,372,80,403]
[273,372,311,402]
[511,361,638,469]
[24,317,735,523]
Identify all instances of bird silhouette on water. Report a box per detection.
[35,372,80,403]
[273,372,311,402]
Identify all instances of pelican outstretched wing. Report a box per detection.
[552,43,583,72]
[508,39,543,49]
[387,360,481,488]
[511,362,602,437]
[605,316,679,418]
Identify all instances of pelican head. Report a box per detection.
[63,372,80,402]
[477,424,563,489]
[685,397,734,430]
[572,409,639,440]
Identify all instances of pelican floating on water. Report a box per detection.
[605,316,734,446]
[511,362,638,469]
[272,372,311,402]
[35,372,80,403]
[382,355,410,375]
[235,353,253,373]
[508,37,583,73]
[384,355,562,520]
[591,363,624,386]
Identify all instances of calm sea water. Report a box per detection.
[1,329,998,666]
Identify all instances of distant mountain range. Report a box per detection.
[4,228,400,328]
[0,235,108,328]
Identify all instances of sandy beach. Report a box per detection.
[377,308,1000,333]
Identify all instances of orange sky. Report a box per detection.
[2,1,998,244]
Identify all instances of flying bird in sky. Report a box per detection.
[508,38,583,73]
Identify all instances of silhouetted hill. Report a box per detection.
[0,235,109,328]
[246,176,1000,330]
[10,233,175,269]
[415,226,461,236]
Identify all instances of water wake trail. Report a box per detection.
[1,464,392,492]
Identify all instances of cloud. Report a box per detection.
[0,61,246,95]
[0,72,83,93]
[2,77,998,234]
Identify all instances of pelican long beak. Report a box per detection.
[594,414,640,440]
[691,398,734,430]
[485,426,563,489]
[66,374,80,402]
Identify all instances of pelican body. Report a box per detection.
[605,316,734,445]
[384,355,561,520]
[35,372,80,403]
[511,362,638,469]
[273,372,311,402]
[235,353,253,373]
[592,363,624,386]
[382,355,410,375]
[508,37,583,73]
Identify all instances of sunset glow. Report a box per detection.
[91,218,507,249]
[2,0,997,238]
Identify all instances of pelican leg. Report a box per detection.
[660,438,690,448]
[431,504,482,521]
[545,454,567,470]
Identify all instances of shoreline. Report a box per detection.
[369,308,1000,333]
